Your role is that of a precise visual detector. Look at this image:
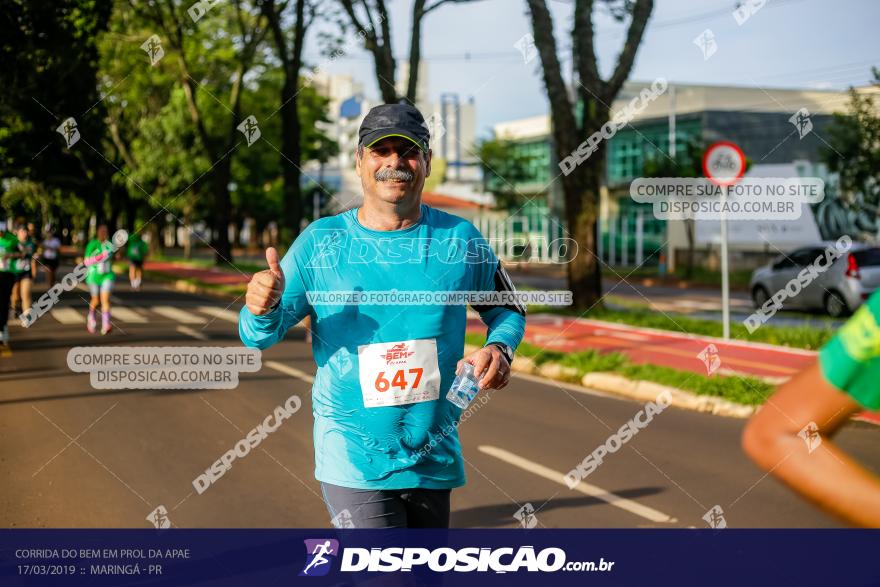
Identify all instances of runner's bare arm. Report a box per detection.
[742,360,880,527]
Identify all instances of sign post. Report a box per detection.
[703,141,746,340]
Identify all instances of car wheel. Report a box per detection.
[752,285,770,309]
[824,291,849,318]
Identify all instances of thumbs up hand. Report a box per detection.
[246,247,286,316]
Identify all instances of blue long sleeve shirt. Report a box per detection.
[239,204,526,490]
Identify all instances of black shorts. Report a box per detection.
[129,259,143,268]
[320,482,451,529]
[42,257,60,270]
[13,272,31,283]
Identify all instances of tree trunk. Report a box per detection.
[563,161,603,309]
[263,0,306,241]
[183,205,193,260]
[405,1,425,104]
[211,164,233,264]
[124,195,138,234]
[280,73,303,239]
[376,49,397,103]
[153,212,166,256]
[684,218,695,278]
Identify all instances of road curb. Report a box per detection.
[465,343,757,419]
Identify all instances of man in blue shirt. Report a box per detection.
[239,104,526,528]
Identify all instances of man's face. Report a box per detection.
[355,136,431,205]
[97,225,108,241]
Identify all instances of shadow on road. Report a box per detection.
[451,487,664,527]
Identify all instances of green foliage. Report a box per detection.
[642,137,705,178]
[476,138,536,210]
[464,332,773,405]
[0,0,113,225]
[824,69,880,206]
[94,1,336,234]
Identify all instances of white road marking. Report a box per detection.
[478,445,678,524]
[50,308,82,324]
[112,306,148,323]
[197,306,240,323]
[176,325,208,341]
[264,360,315,384]
[153,306,207,324]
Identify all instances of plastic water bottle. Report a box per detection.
[446,363,479,409]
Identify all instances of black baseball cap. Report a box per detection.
[358,104,430,152]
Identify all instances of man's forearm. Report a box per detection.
[238,305,287,350]
[482,306,525,351]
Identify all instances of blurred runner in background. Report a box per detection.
[10,224,35,319]
[39,227,61,288]
[0,221,17,345]
[83,224,116,335]
[126,232,148,290]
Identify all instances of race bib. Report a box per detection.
[357,339,441,408]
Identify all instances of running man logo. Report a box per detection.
[306,229,346,268]
[330,509,355,529]
[299,539,339,577]
[733,0,767,25]
[140,34,165,66]
[693,29,717,61]
[56,117,80,148]
[789,108,813,139]
[380,343,415,365]
[237,115,261,146]
[513,503,538,529]
[696,344,722,376]
[513,33,537,64]
[702,505,727,529]
[798,421,822,454]
[146,505,171,529]
[422,112,446,145]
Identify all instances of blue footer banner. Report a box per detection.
[1,529,878,586]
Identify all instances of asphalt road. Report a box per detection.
[1,276,878,529]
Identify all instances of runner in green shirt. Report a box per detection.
[0,223,18,345]
[10,225,35,319]
[84,224,117,335]
[126,233,148,290]
[743,291,880,527]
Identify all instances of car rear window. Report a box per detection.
[852,248,880,267]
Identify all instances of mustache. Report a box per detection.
[375,168,415,183]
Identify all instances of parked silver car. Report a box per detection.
[749,243,880,317]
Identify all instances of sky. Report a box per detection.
[303,0,880,138]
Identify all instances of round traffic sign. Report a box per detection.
[702,141,746,186]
